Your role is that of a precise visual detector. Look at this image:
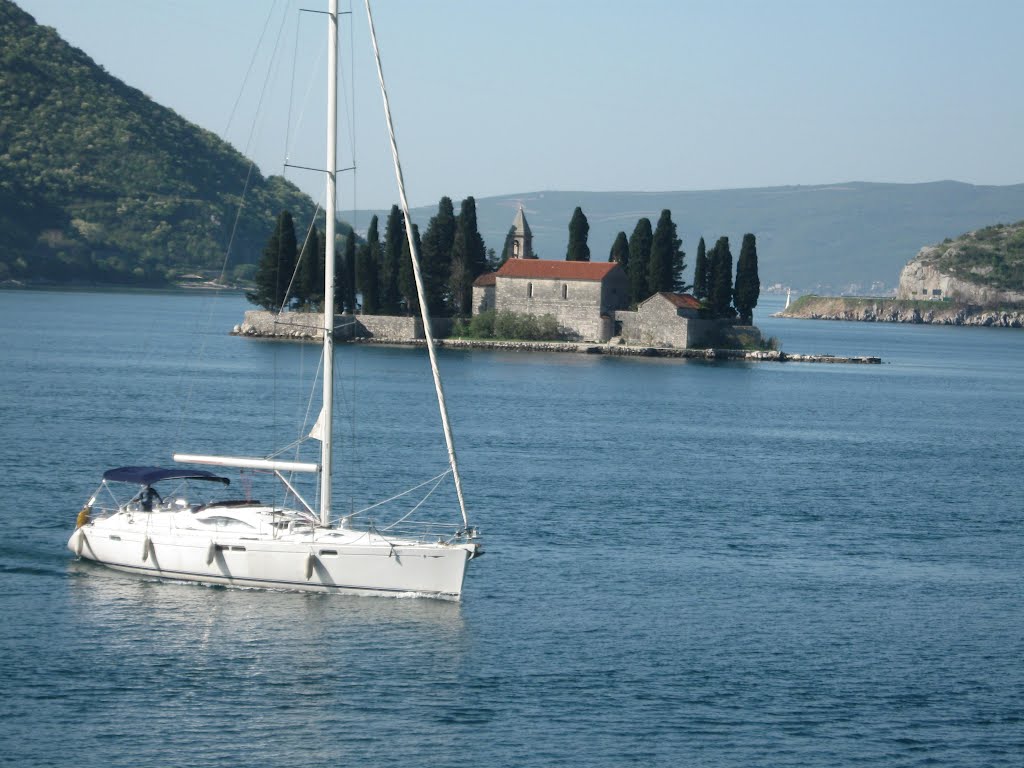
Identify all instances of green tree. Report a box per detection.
[627,217,653,305]
[379,205,404,314]
[692,237,709,300]
[398,222,422,315]
[419,196,456,315]
[356,215,381,314]
[247,210,297,310]
[709,236,735,319]
[498,226,516,268]
[459,196,488,278]
[608,230,629,268]
[448,228,471,317]
[566,206,591,261]
[734,233,760,324]
[294,224,323,309]
[339,233,356,314]
[448,197,488,316]
[648,209,688,295]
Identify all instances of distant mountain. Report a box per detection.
[359,183,1024,295]
[0,0,326,286]
[4,0,1023,294]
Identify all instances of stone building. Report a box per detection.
[616,292,715,348]
[471,204,535,316]
[488,259,629,341]
[470,250,631,343]
[471,204,630,341]
[468,207,761,349]
[472,271,496,314]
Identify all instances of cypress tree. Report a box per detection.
[692,237,708,300]
[448,227,470,317]
[356,215,381,314]
[398,222,421,315]
[419,196,456,315]
[339,233,356,314]
[447,197,487,317]
[648,209,688,295]
[459,196,488,279]
[608,231,629,268]
[499,226,516,267]
[671,229,689,294]
[627,217,652,305]
[734,233,760,325]
[566,206,591,261]
[709,236,735,319]
[379,205,404,315]
[295,225,323,309]
[247,210,298,310]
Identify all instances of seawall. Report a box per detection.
[233,310,880,364]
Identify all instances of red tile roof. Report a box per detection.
[473,272,496,287]
[496,259,621,281]
[657,292,702,310]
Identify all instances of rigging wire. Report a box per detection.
[174,0,293,448]
[341,469,452,523]
[364,0,470,529]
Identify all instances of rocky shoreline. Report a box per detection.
[232,312,880,364]
[431,338,879,364]
[778,297,1024,327]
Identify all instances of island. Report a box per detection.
[779,220,1024,327]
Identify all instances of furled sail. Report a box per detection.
[308,407,326,442]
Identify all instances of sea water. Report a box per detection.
[1,290,1022,767]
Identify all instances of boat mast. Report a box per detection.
[364,0,469,530]
[319,0,338,528]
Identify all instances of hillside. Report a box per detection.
[0,0,328,286]
[356,183,1024,295]
[407,183,1024,295]
[897,221,1024,304]
[3,0,1023,293]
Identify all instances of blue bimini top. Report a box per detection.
[102,466,231,486]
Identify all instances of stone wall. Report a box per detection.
[639,298,690,347]
[472,285,495,314]
[234,311,451,341]
[615,308,759,349]
[497,277,606,341]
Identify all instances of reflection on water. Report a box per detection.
[66,559,467,643]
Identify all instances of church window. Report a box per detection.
[527,282,533,298]
[561,284,568,299]
[513,241,520,257]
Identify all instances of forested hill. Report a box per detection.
[0,0,329,286]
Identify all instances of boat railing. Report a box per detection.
[353,518,470,544]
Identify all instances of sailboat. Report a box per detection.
[67,0,482,599]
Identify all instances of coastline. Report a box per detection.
[231,315,880,364]
[778,296,1024,327]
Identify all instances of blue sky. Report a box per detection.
[16,0,1024,212]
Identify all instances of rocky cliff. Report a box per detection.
[897,221,1024,304]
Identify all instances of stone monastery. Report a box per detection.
[472,206,758,349]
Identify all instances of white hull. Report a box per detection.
[69,507,477,600]
[69,3,483,602]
